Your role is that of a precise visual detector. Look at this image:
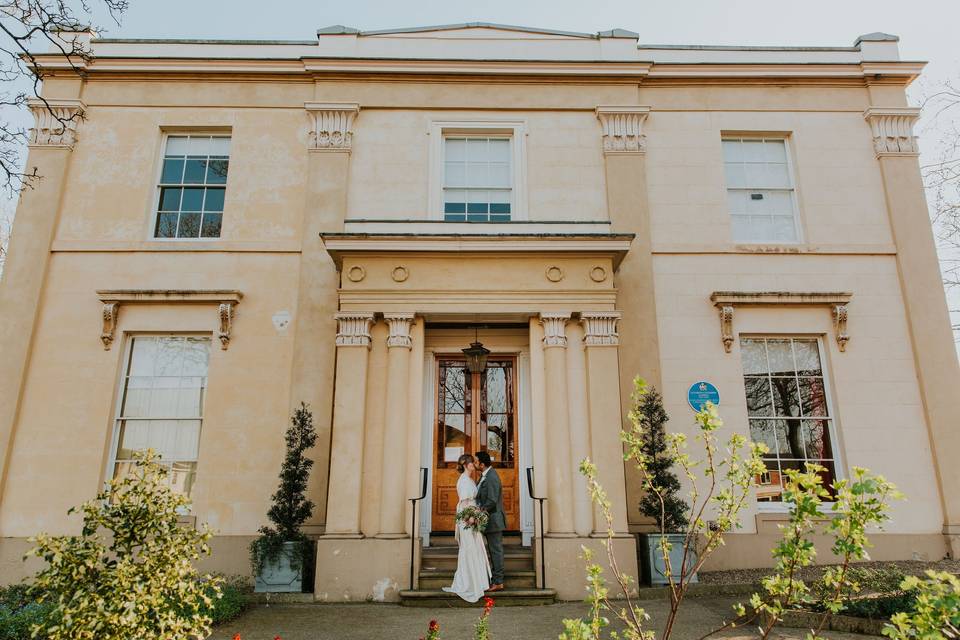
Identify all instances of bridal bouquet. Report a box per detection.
[455,505,489,532]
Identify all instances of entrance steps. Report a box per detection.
[399,535,557,607]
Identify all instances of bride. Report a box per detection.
[442,453,491,602]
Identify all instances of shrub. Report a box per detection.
[0,584,54,640]
[250,403,318,579]
[812,567,916,620]
[27,450,221,640]
[884,571,960,639]
[199,578,249,626]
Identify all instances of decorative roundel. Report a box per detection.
[346,265,366,282]
[391,265,410,283]
[589,266,608,283]
[545,266,564,283]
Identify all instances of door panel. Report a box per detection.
[432,356,519,532]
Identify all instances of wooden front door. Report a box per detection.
[432,356,519,532]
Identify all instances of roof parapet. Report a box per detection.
[855,32,900,61]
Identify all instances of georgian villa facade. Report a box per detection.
[0,23,958,601]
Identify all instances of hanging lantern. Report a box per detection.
[462,326,490,374]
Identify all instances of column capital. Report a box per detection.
[335,312,374,347]
[539,312,571,348]
[863,107,920,157]
[580,311,622,346]
[595,105,650,154]
[27,99,85,149]
[305,102,360,152]
[384,312,415,349]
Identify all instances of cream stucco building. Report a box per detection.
[0,23,958,603]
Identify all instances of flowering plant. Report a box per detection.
[420,619,441,640]
[455,506,489,533]
[474,597,495,640]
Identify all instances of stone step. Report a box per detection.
[429,534,523,547]
[417,569,537,590]
[421,546,534,572]
[399,588,557,607]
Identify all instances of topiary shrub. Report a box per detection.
[27,450,221,640]
[249,403,318,583]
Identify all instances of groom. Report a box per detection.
[475,451,505,592]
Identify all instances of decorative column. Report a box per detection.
[539,313,575,535]
[581,312,630,534]
[378,313,415,537]
[865,106,960,555]
[565,321,594,538]
[0,99,83,505]
[596,105,662,530]
[288,101,360,530]
[323,312,374,536]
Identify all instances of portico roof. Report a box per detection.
[320,232,635,270]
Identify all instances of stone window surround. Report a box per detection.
[710,291,852,354]
[426,119,529,221]
[97,289,243,351]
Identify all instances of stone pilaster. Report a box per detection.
[565,321,593,538]
[379,313,415,537]
[0,98,84,504]
[305,102,360,152]
[865,105,960,556]
[323,312,374,536]
[539,312,575,535]
[580,312,630,534]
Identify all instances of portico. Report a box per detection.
[314,232,639,601]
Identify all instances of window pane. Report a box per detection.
[488,162,510,187]
[203,188,225,212]
[801,420,833,459]
[445,138,466,161]
[740,339,767,374]
[793,340,822,375]
[766,339,794,376]
[200,213,222,238]
[724,162,746,188]
[772,215,798,242]
[121,377,152,417]
[187,136,214,154]
[799,377,827,417]
[771,377,801,417]
[169,462,197,496]
[467,161,489,187]
[722,139,742,162]
[730,214,752,242]
[209,137,231,155]
[161,157,185,183]
[749,419,788,458]
[764,140,787,162]
[445,161,466,187]
[159,187,182,211]
[181,188,204,211]
[206,158,229,184]
[176,212,201,238]
[466,138,488,161]
[183,158,207,184]
[488,138,510,162]
[165,136,189,155]
[744,376,773,416]
[155,213,177,238]
[742,139,765,162]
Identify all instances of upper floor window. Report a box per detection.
[111,336,210,496]
[740,337,837,504]
[443,136,512,222]
[723,137,800,243]
[155,135,230,239]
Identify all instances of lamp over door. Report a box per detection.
[461,326,490,374]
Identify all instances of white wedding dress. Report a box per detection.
[441,473,491,602]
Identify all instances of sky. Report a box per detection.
[4,0,960,336]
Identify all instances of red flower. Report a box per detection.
[484,596,495,613]
[232,635,241,640]
[274,637,282,640]
[429,620,440,631]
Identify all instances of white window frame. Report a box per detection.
[722,135,803,245]
[148,131,231,242]
[427,120,528,221]
[106,333,212,501]
[738,335,845,514]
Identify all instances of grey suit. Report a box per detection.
[476,467,505,584]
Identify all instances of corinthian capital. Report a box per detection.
[335,312,374,347]
[596,106,650,154]
[305,102,360,152]
[384,313,415,349]
[863,107,920,157]
[580,311,622,346]
[28,99,85,149]
[539,312,571,348]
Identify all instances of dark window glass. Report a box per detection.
[159,187,181,211]
[181,188,204,211]
[200,213,222,238]
[177,212,201,238]
[183,158,207,184]
[203,188,225,212]
[161,158,184,183]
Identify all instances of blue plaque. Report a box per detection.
[687,381,720,412]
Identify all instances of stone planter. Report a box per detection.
[255,540,308,593]
[638,533,698,586]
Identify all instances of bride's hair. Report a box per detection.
[456,454,475,474]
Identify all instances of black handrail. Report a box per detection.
[526,466,547,590]
[409,467,428,590]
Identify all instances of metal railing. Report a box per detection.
[409,467,428,590]
[526,466,547,589]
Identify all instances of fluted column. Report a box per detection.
[0,99,83,505]
[378,313,415,537]
[540,312,575,535]
[324,312,374,536]
[581,312,630,534]
[865,106,960,556]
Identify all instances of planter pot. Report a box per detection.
[638,533,698,586]
[255,541,309,593]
